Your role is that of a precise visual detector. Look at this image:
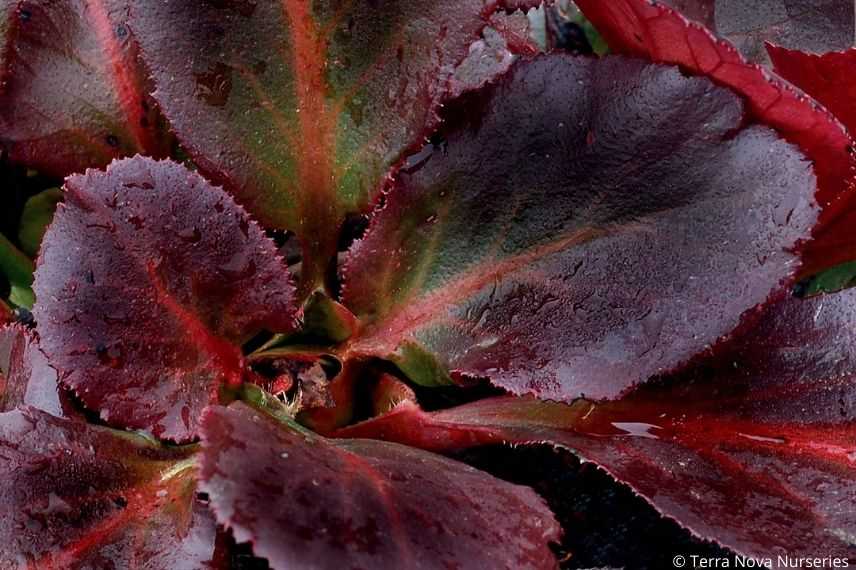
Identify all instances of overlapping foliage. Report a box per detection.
[0,1,854,568]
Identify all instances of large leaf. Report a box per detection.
[338,289,856,561]
[342,54,816,401]
[32,156,297,442]
[0,406,219,568]
[0,324,71,417]
[199,401,562,570]
[131,0,538,292]
[664,0,854,64]
[0,0,172,177]
[574,0,856,276]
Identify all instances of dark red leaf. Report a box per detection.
[0,406,219,568]
[768,46,856,136]
[338,289,856,560]
[0,0,172,177]
[130,0,540,291]
[199,401,562,570]
[0,300,11,324]
[32,156,297,442]
[574,0,856,276]
[342,54,816,401]
[0,324,73,418]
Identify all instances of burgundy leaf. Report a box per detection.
[0,0,172,177]
[199,402,562,570]
[0,324,72,417]
[342,54,816,401]
[32,156,297,442]
[574,0,856,276]
[0,406,219,568]
[130,0,540,291]
[0,300,11,324]
[338,289,856,561]
[768,46,856,136]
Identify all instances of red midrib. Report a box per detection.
[88,0,153,153]
[347,227,604,355]
[146,263,244,390]
[280,0,339,291]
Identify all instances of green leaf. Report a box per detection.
[132,0,542,294]
[0,233,34,308]
[796,260,856,297]
[18,188,62,257]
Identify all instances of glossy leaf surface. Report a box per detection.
[0,0,171,176]
[33,156,297,441]
[575,0,856,276]
[343,54,816,401]
[0,324,69,417]
[0,406,218,568]
[199,402,562,570]
[132,0,538,290]
[339,289,856,561]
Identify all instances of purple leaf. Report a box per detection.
[338,289,856,561]
[199,401,562,570]
[574,0,856,278]
[0,406,219,568]
[342,54,816,401]
[33,156,297,442]
[0,0,172,176]
[130,0,542,292]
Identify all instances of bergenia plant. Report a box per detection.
[0,0,855,568]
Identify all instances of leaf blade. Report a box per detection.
[573,0,856,278]
[32,156,298,441]
[0,0,172,176]
[0,406,219,569]
[199,401,562,570]
[338,289,856,560]
[131,0,541,291]
[343,54,817,400]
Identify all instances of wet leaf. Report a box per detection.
[0,406,220,568]
[574,0,856,277]
[342,55,816,401]
[199,401,562,570]
[131,0,541,292]
[33,156,297,442]
[0,0,172,176]
[339,289,856,561]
